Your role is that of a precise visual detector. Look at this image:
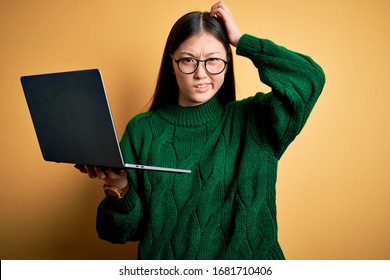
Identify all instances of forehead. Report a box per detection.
[175,32,226,56]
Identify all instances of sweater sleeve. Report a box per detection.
[95,117,146,244]
[236,34,326,159]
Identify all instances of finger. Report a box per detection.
[104,168,116,179]
[105,168,127,179]
[220,1,231,12]
[211,1,230,18]
[94,166,107,179]
[74,164,87,173]
[211,7,229,22]
[210,1,222,10]
[84,165,97,179]
[118,169,128,178]
[210,1,223,17]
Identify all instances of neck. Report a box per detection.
[156,95,224,127]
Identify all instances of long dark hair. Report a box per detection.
[149,11,236,111]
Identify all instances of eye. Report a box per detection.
[180,57,196,64]
[206,58,222,65]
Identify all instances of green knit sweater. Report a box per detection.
[96,34,325,259]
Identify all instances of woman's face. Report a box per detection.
[172,32,227,107]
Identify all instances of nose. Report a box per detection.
[194,61,207,79]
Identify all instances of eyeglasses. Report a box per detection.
[171,54,228,75]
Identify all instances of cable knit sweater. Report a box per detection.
[96,34,325,259]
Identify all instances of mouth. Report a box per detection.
[194,83,211,89]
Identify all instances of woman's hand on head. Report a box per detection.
[210,1,243,47]
[74,164,128,190]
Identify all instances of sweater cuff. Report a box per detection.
[236,34,263,59]
[103,186,139,214]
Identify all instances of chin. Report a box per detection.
[196,95,214,105]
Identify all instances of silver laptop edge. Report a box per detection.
[124,163,191,174]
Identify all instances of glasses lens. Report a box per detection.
[205,58,226,74]
[178,58,198,74]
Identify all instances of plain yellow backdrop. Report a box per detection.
[0,0,389,259]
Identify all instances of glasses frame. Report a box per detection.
[170,54,228,75]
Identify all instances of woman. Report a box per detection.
[76,1,325,259]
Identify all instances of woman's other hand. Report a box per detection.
[210,1,243,47]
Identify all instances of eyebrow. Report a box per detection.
[177,51,224,57]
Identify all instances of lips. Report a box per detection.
[194,83,211,88]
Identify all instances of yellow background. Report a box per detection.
[1,0,389,259]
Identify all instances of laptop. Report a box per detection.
[20,69,191,174]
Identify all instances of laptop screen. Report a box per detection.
[21,69,125,168]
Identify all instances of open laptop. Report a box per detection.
[20,69,191,174]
